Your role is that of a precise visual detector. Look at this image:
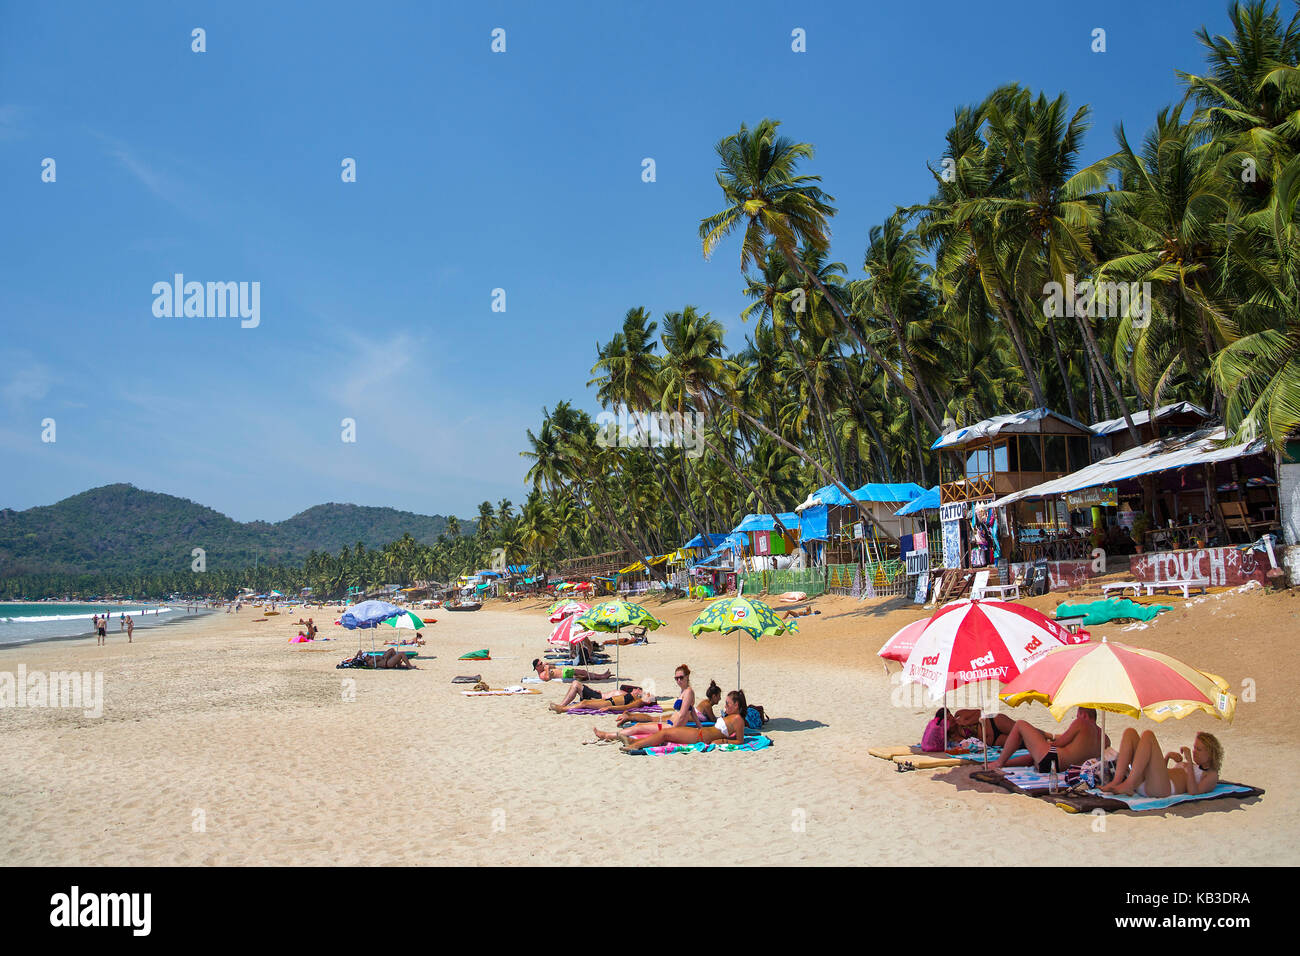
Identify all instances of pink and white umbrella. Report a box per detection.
[878,618,929,666]
[901,599,1078,701]
[548,601,590,623]
[549,614,591,646]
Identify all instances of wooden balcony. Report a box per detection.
[940,477,996,503]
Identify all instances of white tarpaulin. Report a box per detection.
[987,427,1269,509]
[1089,401,1209,436]
[930,407,1091,450]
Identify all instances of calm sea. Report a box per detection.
[0,603,193,647]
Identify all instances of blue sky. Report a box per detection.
[0,0,1233,522]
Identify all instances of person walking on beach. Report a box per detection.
[126,616,134,643]
[119,614,125,632]
[96,615,107,646]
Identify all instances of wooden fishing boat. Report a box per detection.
[445,602,481,612]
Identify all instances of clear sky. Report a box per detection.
[0,0,1233,522]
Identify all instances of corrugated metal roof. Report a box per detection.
[931,407,1092,450]
[987,427,1269,508]
[1089,402,1210,436]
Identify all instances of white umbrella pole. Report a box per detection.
[737,629,741,690]
[615,625,620,685]
[1100,710,1107,786]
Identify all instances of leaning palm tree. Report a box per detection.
[700,118,942,435]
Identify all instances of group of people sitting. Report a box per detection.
[540,663,750,754]
[930,706,1223,798]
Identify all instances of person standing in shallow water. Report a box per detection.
[126,616,135,643]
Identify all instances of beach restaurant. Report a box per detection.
[980,425,1282,587]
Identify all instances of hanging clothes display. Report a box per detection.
[753,531,771,556]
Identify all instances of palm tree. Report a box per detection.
[700,118,942,435]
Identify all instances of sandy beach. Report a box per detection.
[1,586,1295,866]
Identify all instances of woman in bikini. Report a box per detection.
[616,690,748,752]
[593,671,719,742]
[549,687,653,714]
[945,708,1016,747]
[1099,729,1222,798]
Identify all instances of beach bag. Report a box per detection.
[745,705,768,730]
[921,715,947,752]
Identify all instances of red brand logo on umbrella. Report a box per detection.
[970,651,995,668]
[1023,635,1042,653]
[921,653,940,666]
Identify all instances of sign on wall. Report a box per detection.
[940,501,967,523]
[905,549,929,576]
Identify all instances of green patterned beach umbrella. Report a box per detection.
[381,610,426,630]
[573,600,665,683]
[689,595,797,687]
[574,600,665,633]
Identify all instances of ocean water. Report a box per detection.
[0,603,192,647]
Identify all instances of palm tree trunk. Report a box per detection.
[1043,310,1081,421]
[724,402,899,543]
[1076,313,1143,447]
[786,248,944,436]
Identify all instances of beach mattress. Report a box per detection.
[364,648,417,658]
[461,688,540,696]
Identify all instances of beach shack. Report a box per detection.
[987,425,1282,589]
[793,483,925,565]
[932,408,1095,569]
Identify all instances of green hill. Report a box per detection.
[0,484,457,577]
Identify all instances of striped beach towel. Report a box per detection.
[641,734,773,756]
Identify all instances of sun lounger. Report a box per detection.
[363,648,417,659]
[1100,581,1143,598]
[1144,578,1209,599]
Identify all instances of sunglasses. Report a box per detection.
[674,674,687,680]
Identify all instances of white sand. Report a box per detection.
[1,588,1293,865]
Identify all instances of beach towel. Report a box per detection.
[459,649,491,660]
[638,734,774,756]
[461,688,541,696]
[971,770,1264,813]
[451,675,482,683]
[1055,598,1171,626]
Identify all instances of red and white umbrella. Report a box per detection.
[901,599,1078,701]
[549,614,591,646]
[878,617,929,665]
[548,601,590,623]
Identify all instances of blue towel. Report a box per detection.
[1081,782,1257,811]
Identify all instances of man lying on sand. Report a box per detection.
[548,686,655,714]
[533,660,611,682]
[781,607,820,619]
[989,707,1107,772]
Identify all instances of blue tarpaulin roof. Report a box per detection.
[732,512,800,532]
[683,532,729,549]
[799,482,927,509]
[894,486,941,516]
[799,505,829,541]
[507,564,531,574]
[696,533,748,568]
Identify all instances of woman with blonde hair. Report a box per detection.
[1100,729,1222,797]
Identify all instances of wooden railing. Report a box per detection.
[940,477,996,503]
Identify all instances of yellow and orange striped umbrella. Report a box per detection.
[1000,637,1236,723]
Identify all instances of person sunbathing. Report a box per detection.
[615,690,748,752]
[385,634,426,646]
[781,606,820,619]
[1099,729,1222,798]
[988,708,1107,772]
[532,659,612,682]
[549,686,653,714]
[945,708,1016,747]
[376,647,417,669]
[595,672,718,741]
